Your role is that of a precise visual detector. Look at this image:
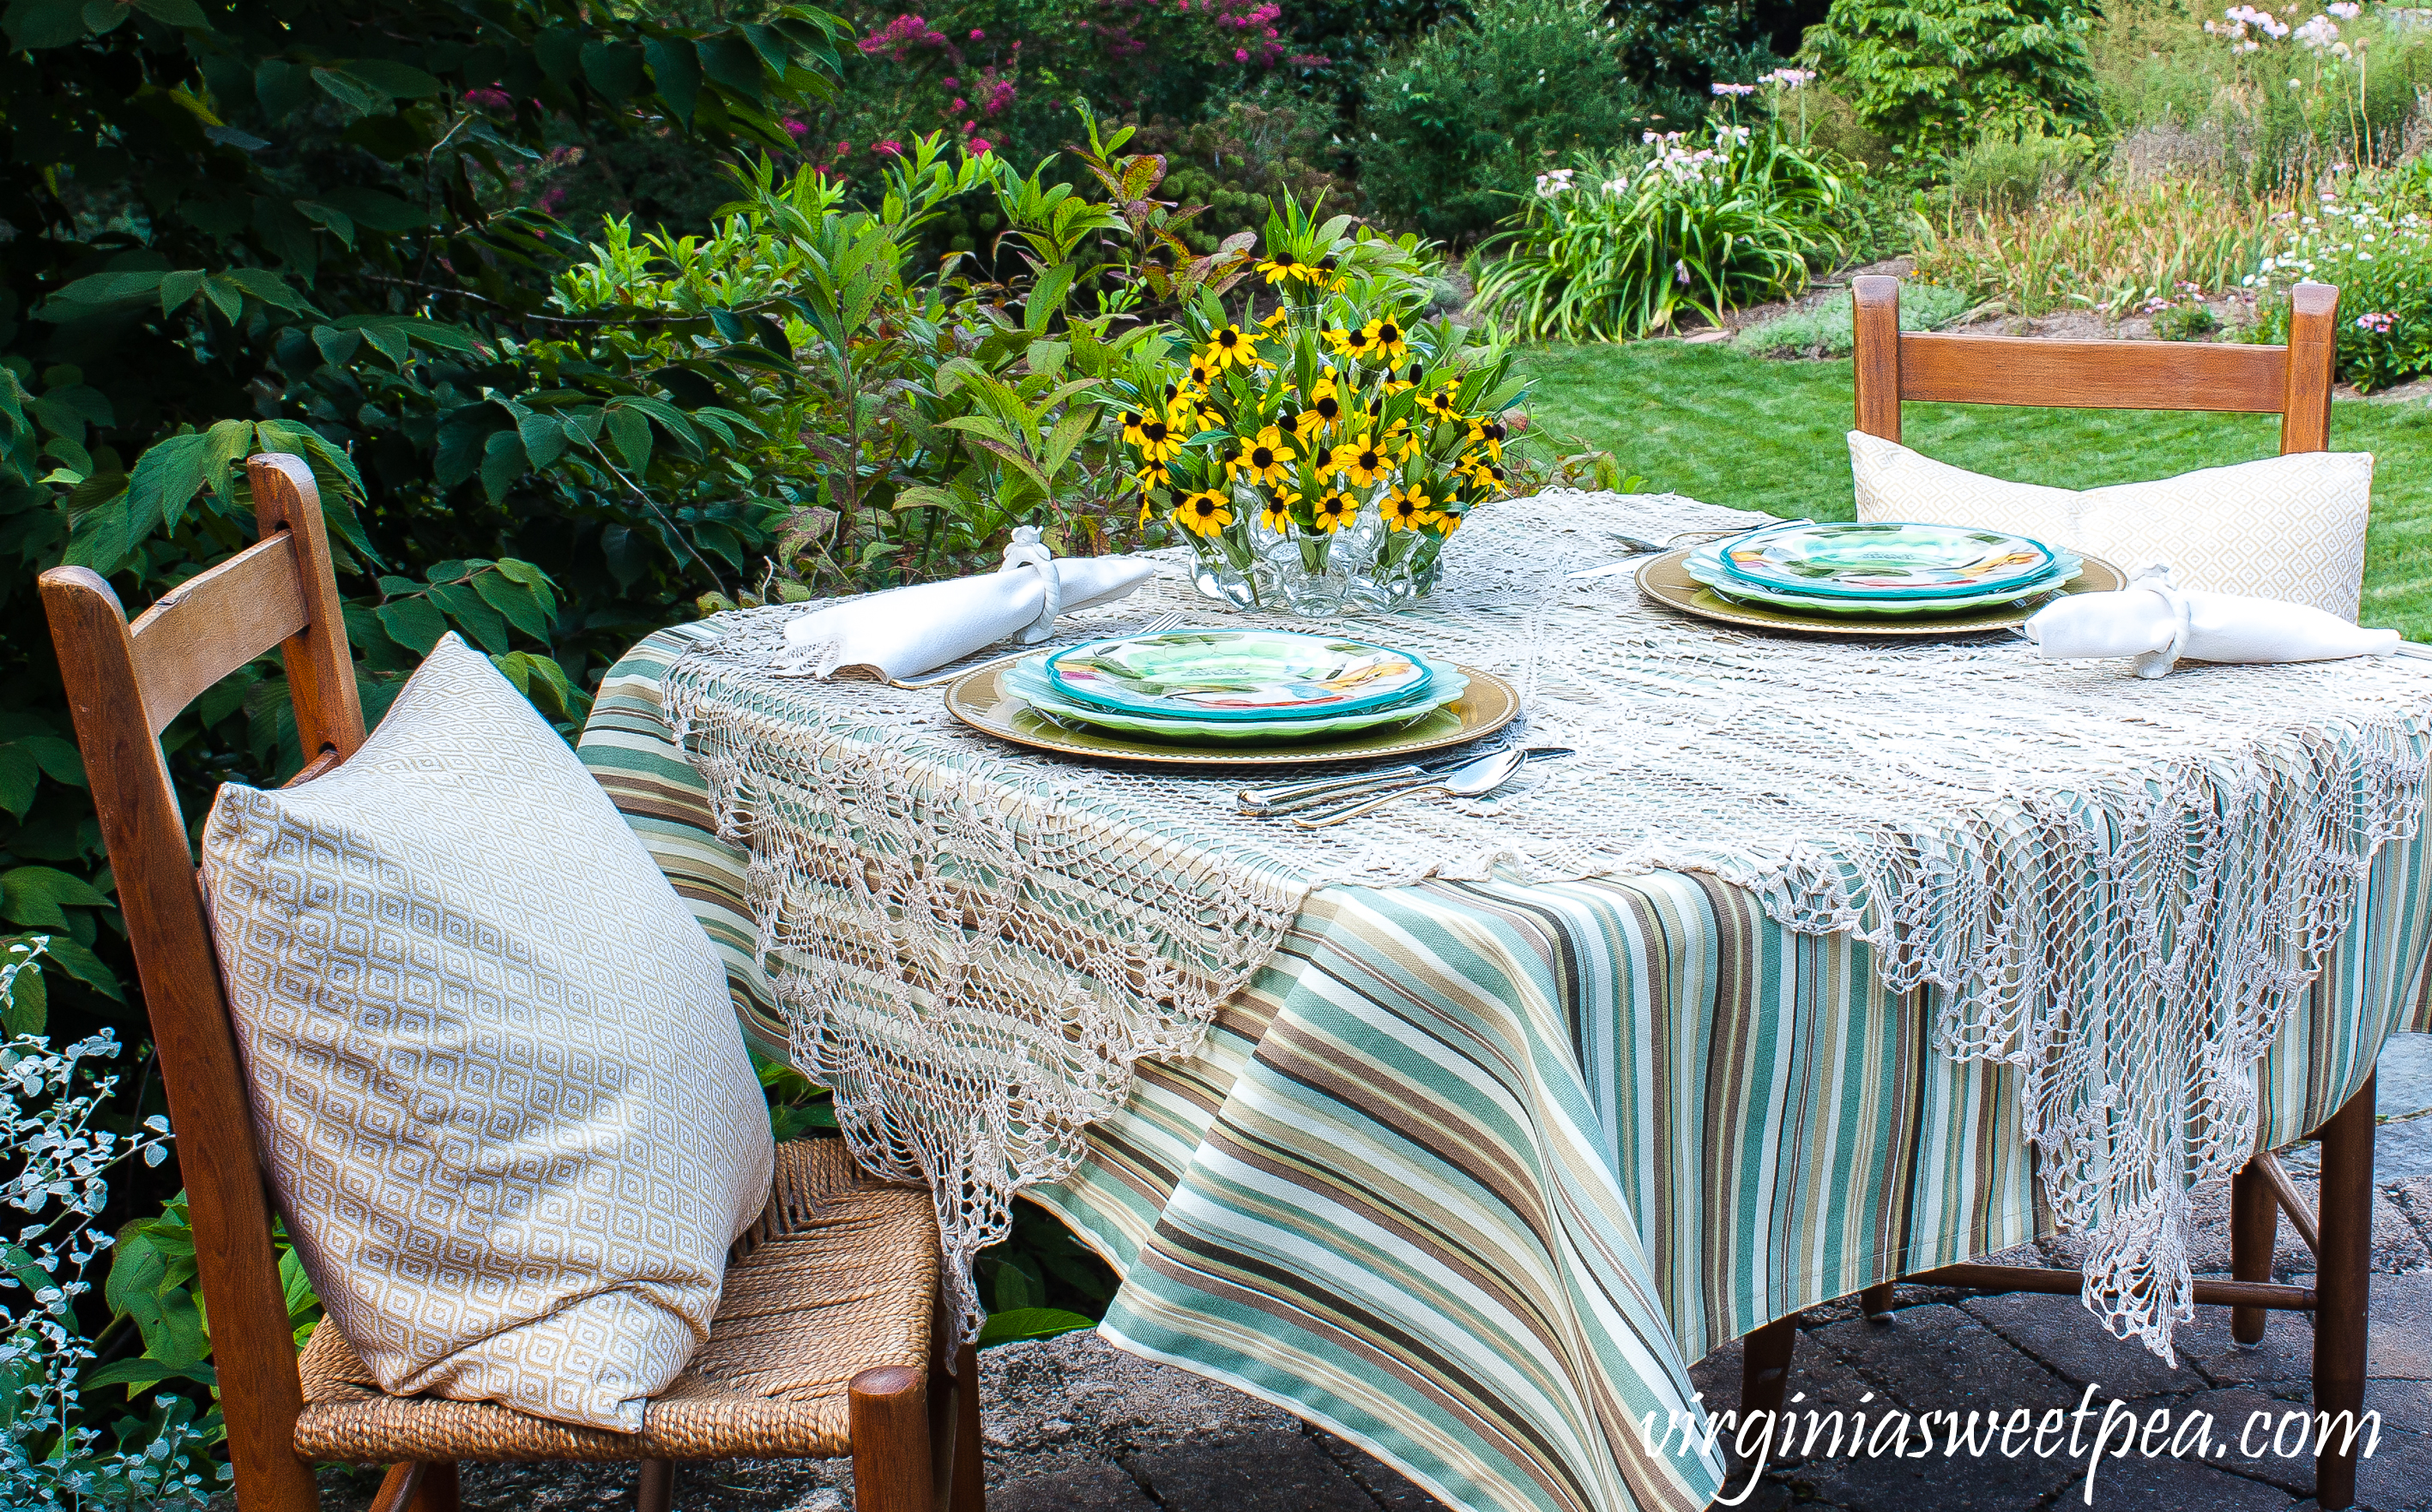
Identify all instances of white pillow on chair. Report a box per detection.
[1848,430,2375,622]
[200,634,774,1432]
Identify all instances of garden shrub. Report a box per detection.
[2244,160,2432,391]
[1802,0,2104,157]
[1473,121,1845,340]
[1914,180,2288,315]
[1136,90,1351,255]
[1942,129,2099,217]
[1732,280,1975,357]
[1356,0,1674,243]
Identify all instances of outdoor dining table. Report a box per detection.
[575,490,2432,1512]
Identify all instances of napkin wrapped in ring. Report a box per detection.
[775,527,1158,680]
[2024,564,2399,678]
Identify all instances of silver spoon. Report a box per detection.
[1238,745,1572,816]
[1293,747,1530,829]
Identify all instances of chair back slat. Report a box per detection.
[128,533,309,735]
[37,453,359,1512]
[1850,276,2339,457]
[1897,334,2290,413]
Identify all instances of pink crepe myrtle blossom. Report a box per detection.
[2357,311,2397,333]
[969,137,993,153]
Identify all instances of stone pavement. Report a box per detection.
[288,1034,2432,1512]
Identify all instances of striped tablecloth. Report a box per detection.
[579,623,2432,1512]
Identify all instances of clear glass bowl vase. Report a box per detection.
[1184,490,1439,618]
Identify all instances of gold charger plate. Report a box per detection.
[944,661,1521,768]
[1634,548,2126,636]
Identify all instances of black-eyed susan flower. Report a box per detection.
[1202,324,1268,370]
[1128,408,1184,462]
[1330,431,1394,488]
[1419,385,1464,422]
[1435,507,1465,533]
[1258,249,1305,285]
[1230,426,1294,487]
[1463,416,1507,461]
[1259,489,1298,533]
[1383,483,1439,531]
[1310,489,1356,533]
[1258,305,1289,331]
[1290,374,1345,440]
[1174,490,1234,537]
[1182,357,1217,391]
[1457,455,1506,492]
[1317,255,1341,289]
[1325,323,1376,358]
[1362,317,1410,364]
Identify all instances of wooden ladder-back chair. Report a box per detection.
[1736,277,2380,1510]
[39,455,982,1512]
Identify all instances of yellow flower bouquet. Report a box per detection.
[1111,196,1530,616]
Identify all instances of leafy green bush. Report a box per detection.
[1942,129,2099,217]
[1473,123,1845,340]
[2244,163,2432,392]
[1140,92,1349,255]
[1356,0,1672,244]
[1802,0,2103,157]
[1732,280,1976,358]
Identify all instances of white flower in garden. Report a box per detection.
[1761,67,1817,87]
[1711,81,1757,96]
[2329,2,2361,16]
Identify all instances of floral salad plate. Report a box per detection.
[1045,629,1434,722]
[1006,653,1468,744]
[1717,521,2061,600]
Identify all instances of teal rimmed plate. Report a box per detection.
[1044,628,1433,722]
[1687,539,2081,616]
[1715,520,2061,600]
[945,662,1521,768]
[1006,654,1468,743]
[1642,547,2125,637]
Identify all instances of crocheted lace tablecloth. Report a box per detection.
[664,490,2432,1351]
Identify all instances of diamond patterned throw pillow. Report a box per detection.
[200,635,775,1432]
[1849,431,2375,622]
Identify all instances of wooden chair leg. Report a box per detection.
[368,1463,458,1512]
[851,1364,933,1512]
[2314,1069,2375,1511]
[1739,1316,1800,1418]
[636,1459,675,1512]
[2232,1154,2279,1343]
[938,1340,983,1512]
[1859,1282,1895,1318]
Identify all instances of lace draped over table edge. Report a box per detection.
[660,489,2432,1358]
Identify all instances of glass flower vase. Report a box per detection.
[1181,493,1437,619]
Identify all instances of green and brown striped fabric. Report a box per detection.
[579,623,2432,1512]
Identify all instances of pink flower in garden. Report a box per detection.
[951,97,967,110]
[2357,312,2397,334]
[945,75,959,87]
[874,139,903,156]
[1711,81,1757,97]
[1235,47,1249,60]
[463,86,512,109]
[969,137,993,153]
[781,117,811,140]
[971,27,984,37]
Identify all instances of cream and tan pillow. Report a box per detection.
[200,635,774,1432]
[1848,431,2375,622]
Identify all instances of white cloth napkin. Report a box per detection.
[776,527,1156,680]
[2024,565,2399,678]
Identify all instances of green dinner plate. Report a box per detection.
[1044,628,1434,722]
[1712,519,2061,600]
[1006,654,1468,743]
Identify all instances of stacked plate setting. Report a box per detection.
[1005,629,1467,745]
[1687,520,2081,618]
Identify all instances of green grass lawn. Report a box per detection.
[1520,342,2432,638]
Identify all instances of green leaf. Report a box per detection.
[472,569,552,642]
[516,412,567,469]
[311,66,391,117]
[122,431,211,548]
[220,267,311,311]
[604,406,653,470]
[201,274,244,322]
[580,40,644,101]
[0,865,112,926]
[312,186,428,233]
[158,270,207,315]
[196,419,255,515]
[374,597,448,656]
[643,35,702,126]
[3,0,87,49]
[0,746,35,819]
[42,269,166,312]
[975,1307,1094,1347]
[3,951,44,1036]
[341,57,442,99]
[79,1354,215,1395]
[478,430,527,504]
[697,33,763,101]
[39,935,122,998]
[130,0,205,25]
[255,58,314,120]
[429,581,509,653]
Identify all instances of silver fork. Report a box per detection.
[889,611,1188,690]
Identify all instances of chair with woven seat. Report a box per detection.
[39,453,981,1512]
[1734,275,2379,1510]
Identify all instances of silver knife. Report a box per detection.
[1238,746,1572,816]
